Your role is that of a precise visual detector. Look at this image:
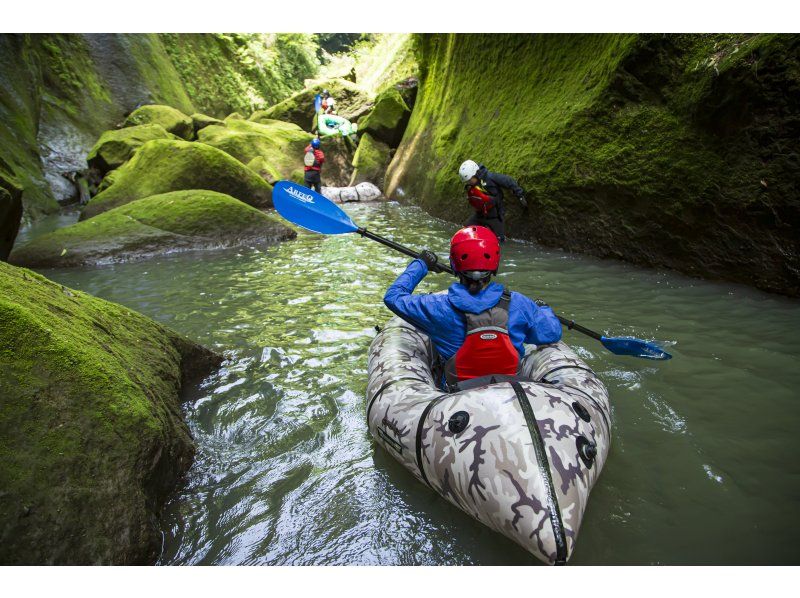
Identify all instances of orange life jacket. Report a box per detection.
[467,184,495,216]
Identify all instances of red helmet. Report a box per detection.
[449,226,501,273]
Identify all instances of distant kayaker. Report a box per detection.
[321,89,336,114]
[304,138,325,192]
[458,160,528,243]
[384,225,561,390]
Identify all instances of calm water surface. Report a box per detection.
[25,202,800,564]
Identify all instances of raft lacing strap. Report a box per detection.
[510,380,568,565]
[414,394,448,489]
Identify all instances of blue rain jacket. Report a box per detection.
[383,259,562,362]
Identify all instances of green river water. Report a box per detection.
[17,202,800,565]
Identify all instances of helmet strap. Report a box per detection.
[458,271,494,294]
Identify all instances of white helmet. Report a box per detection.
[458,159,480,183]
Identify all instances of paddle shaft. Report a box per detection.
[357,227,605,341]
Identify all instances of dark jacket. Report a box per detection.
[467,165,525,220]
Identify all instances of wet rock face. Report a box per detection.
[349,132,391,187]
[0,175,23,261]
[0,261,222,564]
[387,33,800,297]
[80,139,274,220]
[10,190,296,268]
[358,87,411,148]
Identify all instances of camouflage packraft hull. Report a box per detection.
[366,317,611,565]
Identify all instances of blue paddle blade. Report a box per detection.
[273,180,359,235]
[600,336,672,360]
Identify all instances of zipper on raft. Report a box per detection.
[510,380,568,565]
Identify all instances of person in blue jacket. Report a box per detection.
[384,225,561,390]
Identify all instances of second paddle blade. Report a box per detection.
[600,336,673,360]
[273,180,359,235]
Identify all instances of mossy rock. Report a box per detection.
[358,87,410,147]
[124,105,194,140]
[0,261,221,564]
[190,112,224,134]
[259,78,371,131]
[349,132,391,186]
[81,139,274,220]
[1,173,23,261]
[86,124,175,174]
[246,156,282,185]
[197,119,312,181]
[96,169,120,193]
[11,190,295,268]
[225,112,246,121]
[387,33,800,297]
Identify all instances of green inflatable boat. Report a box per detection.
[317,112,358,138]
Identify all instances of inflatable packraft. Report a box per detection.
[317,112,358,138]
[366,316,611,565]
[321,182,382,203]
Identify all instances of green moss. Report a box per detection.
[159,33,319,117]
[124,105,194,140]
[246,156,282,185]
[358,86,410,147]
[81,139,274,220]
[125,34,195,115]
[387,33,800,296]
[191,112,224,133]
[10,190,295,268]
[197,119,312,180]
[349,132,391,186]
[86,124,175,173]
[0,260,219,563]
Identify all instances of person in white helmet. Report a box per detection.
[458,159,527,242]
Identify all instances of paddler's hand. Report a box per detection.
[420,249,444,273]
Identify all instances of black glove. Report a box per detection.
[518,194,528,210]
[420,249,444,273]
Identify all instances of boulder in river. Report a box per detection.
[246,156,282,185]
[349,132,391,187]
[86,124,176,174]
[322,182,383,203]
[124,104,194,140]
[358,87,410,148]
[197,119,311,182]
[0,173,24,261]
[80,139,274,219]
[0,260,221,564]
[10,190,296,268]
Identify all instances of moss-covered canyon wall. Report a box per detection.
[0,33,317,219]
[386,34,800,296]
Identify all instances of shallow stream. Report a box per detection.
[22,202,800,564]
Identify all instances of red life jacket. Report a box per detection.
[467,184,494,216]
[444,291,519,386]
